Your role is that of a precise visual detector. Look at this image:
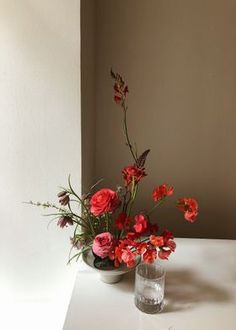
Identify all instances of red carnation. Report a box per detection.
[152,184,174,202]
[177,197,199,223]
[122,165,146,187]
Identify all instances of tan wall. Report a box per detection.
[81,0,96,191]
[83,0,236,239]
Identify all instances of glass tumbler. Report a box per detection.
[134,262,165,314]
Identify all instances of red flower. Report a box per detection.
[150,235,164,247]
[152,184,174,202]
[90,188,120,216]
[136,242,148,255]
[161,229,174,244]
[167,240,176,252]
[158,249,171,260]
[159,230,176,251]
[121,248,135,268]
[122,165,146,187]
[113,244,124,267]
[126,231,140,241]
[115,212,131,230]
[177,198,199,223]
[114,95,122,104]
[148,223,159,234]
[133,214,148,234]
[143,249,157,264]
[111,70,129,105]
[92,232,115,259]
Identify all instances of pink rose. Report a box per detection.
[90,188,120,216]
[92,232,115,259]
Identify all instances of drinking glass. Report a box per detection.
[134,262,165,313]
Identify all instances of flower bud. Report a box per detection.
[57,216,73,228]
[59,194,70,206]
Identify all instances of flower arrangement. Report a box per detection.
[29,70,199,269]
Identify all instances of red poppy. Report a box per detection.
[136,242,148,255]
[161,229,174,244]
[167,240,176,252]
[143,249,157,264]
[121,248,136,267]
[152,184,174,202]
[158,249,171,260]
[150,235,164,247]
[177,197,199,223]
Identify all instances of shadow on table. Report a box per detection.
[116,268,232,313]
[163,269,232,313]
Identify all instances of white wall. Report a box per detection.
[0,1,80,329]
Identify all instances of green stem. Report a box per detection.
[105,213,110,232]
[122,103,137,164]
[148,198,166,216]
[127,180,138,217]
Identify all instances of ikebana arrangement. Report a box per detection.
[29,70,199,270]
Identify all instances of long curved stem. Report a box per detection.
[122,103,137,164]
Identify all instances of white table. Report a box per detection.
[63,238,236,330]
